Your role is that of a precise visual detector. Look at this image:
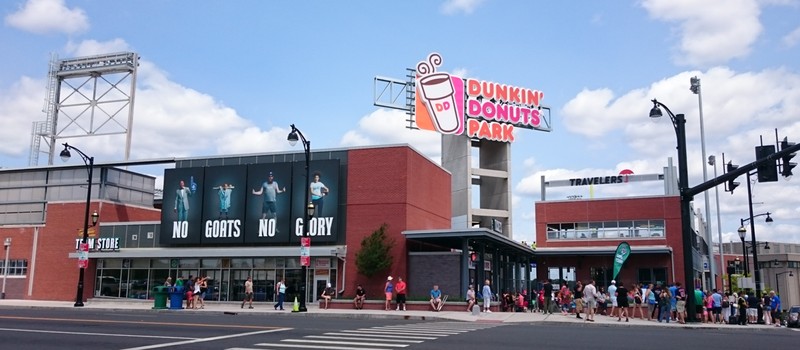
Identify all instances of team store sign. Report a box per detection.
[415,52,545,142]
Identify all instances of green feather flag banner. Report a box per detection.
[612,242,631,280]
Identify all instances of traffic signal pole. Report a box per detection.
[687,141,800,198]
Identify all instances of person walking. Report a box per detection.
[607,280,618,318]
[274,278,286,310]
[241,276,254,309]
[482,279,493,313]
[573,280,584,319]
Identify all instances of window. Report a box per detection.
[637,267,667,285]
[545,220,668,241]
[0,259,28,275]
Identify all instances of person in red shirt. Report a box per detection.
[395,277,407,311]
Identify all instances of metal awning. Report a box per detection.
[533,245,672,256]
[403,228,535,256]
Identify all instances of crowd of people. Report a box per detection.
[507,279,785,326]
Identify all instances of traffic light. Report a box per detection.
[755,145,778,182]
[726,161,740,193]
[781,137,797,178]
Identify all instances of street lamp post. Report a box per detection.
[59,143,99,307]
[737,226,749,276]
[709,155,724,289]
[739,205,773,301]
[288,124,313,312]
[2,238,10,299]
[649,99,698,322]
[775,271,794,297]
[691,77,715,289]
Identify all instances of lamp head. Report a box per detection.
[649,102,663,123]
[764,241,771,250]
[307,202,315,217]
[91,210,99,226]
[59,144,71,162]
[765,213,774,224]
[3,238,10,247]
[737,226,747,239]
[708,155,715,166]
[690,76,700,94]
[287,124,299,147]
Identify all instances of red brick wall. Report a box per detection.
[535,196,686,284]
[0,201,160,301]
[342,146,450,298]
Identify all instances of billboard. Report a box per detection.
[200,165,247,245]
[160,168,205,245]
[290,159,340,244]
[244,163,293,244]
[159,159,341,246]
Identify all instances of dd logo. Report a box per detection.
[435,101,451,112]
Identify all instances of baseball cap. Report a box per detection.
[387,276,393,281]
[611,280,616,284]
[268,172,273,176]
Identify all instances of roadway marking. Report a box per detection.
[253,343,395,350]
[0,327,195,340]
[282,339,409,347]
[306,335,425,343]
[0,315,277,330]
[326,332,438,340]
[121,327,292,350]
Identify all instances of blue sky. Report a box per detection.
[1,0,799,247]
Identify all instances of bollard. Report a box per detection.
[472,304,481,316]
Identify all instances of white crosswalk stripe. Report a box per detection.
[227,321,501,350]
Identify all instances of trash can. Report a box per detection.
[169,286,184,309]
[152,286,168,309]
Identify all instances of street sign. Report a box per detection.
[300,237,310,266]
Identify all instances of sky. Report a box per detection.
[1,0,799,249]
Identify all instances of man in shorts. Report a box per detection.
[241,276,254,309]
[583,280,598,322]
[608,280,618,317]
[675,282,686,324]
[353,284,366,309]
[430,284,443,311]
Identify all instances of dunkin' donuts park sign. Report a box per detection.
[415,53,550,142]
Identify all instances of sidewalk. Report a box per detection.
[0,298,785,331]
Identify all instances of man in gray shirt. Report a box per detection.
[252,172,285,220]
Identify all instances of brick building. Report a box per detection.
[2,144,534,304]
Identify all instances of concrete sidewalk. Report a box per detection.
[0,298,785,331]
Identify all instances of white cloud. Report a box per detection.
[4,0,89,35]
[0,38,295,165]
[440,0,485,15]
[782,26,800,48]
[641,0,762,66]
[340,109,442,163]
[0,76,46,159]
[65,38,129,56]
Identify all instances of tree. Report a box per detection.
[355,223,395,278]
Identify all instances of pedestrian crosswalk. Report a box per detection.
[226,321,501,350]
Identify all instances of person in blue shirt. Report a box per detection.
[770,291,782,327]
[430,284,443,311]
[711,289,723,324]
[669,283,679,321]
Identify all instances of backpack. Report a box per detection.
[722,299,730,308]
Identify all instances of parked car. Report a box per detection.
[787,305,800,328]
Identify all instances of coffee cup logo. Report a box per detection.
[416,53,464,134]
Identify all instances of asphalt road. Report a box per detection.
[0,307,795,350]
